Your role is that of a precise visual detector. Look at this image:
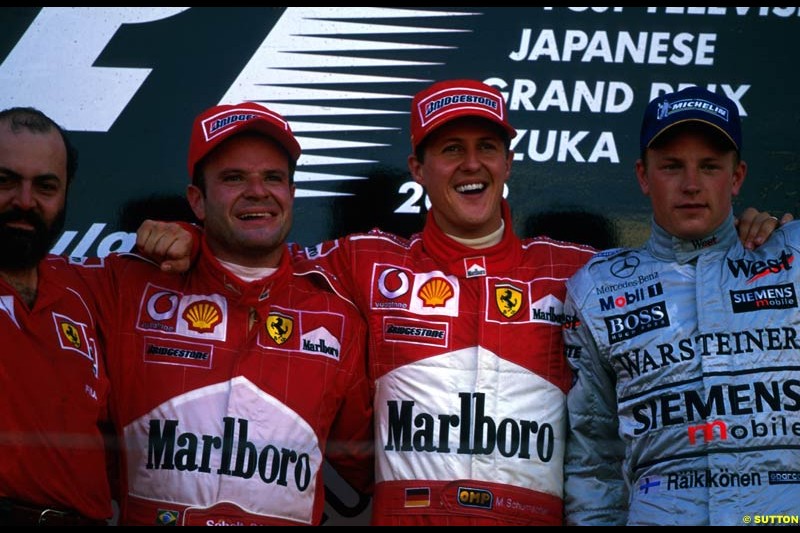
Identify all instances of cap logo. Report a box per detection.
[418,88,503,128]
[656,98,729,123]
[200,108,290,142]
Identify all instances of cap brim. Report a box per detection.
[648,118,739,152]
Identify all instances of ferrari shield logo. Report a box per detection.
[60,320,82,349]
[266,312,293,345]
[495,283,523,318]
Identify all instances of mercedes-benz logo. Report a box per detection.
[610,255,640,278]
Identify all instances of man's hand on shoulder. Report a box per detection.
[735,207,794,250]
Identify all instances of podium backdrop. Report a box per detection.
[2,7,799,524]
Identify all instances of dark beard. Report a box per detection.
[0,206,66,270]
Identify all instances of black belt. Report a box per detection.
[0,499,107,526]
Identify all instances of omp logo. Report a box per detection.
[726,250,793,283]
[457,486,493,509]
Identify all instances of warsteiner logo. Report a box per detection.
[266,312,293,345]
[495,283,523,318]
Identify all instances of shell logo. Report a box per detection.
[182,300,223,333]
[418,277,454,308]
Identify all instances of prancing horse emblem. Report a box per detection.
[266,312,294,345]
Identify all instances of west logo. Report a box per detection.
[726,250,793,282]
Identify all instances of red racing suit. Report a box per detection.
[0,255,112,521]
[296,201,596,525]
[79,238,372,526]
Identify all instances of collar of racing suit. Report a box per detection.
[195,234,293,306]
[645,210,738,265]
[421,199,523,277]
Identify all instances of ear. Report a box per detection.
[731,160,747,197]
[408,154,424,185]
[635,159,650,195]
[502,149,513,183]
[186,184,206,222]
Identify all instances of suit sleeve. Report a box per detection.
[562,285,627,525]
[323,308,374,496]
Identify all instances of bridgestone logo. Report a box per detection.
[146,343,208,360]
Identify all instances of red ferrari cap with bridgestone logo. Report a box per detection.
[187,101,301,178]
[410,79,517,151]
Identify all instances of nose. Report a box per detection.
[681,167,702,193]
[12,180,36,210]
[243,175,269,197]
[459,147,481,171]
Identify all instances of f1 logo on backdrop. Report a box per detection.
[1,7,472,192]
[2,7,477,262]
[0,8,190,131]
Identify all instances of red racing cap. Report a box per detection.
[410,79,517,152]
[187,101,301,177]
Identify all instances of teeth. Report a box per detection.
[239,213,269,220]
[456,183,485,193]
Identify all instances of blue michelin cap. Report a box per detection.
[640,86,741,154]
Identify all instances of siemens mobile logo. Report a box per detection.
[604,301,670,344]
[730,283,797,313]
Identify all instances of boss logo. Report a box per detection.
[604,301,670,344]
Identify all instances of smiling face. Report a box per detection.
[408,116,512,239]
[187,132,295,267]
[636,126,746,240]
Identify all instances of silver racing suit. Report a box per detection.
[562,213,800,526]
